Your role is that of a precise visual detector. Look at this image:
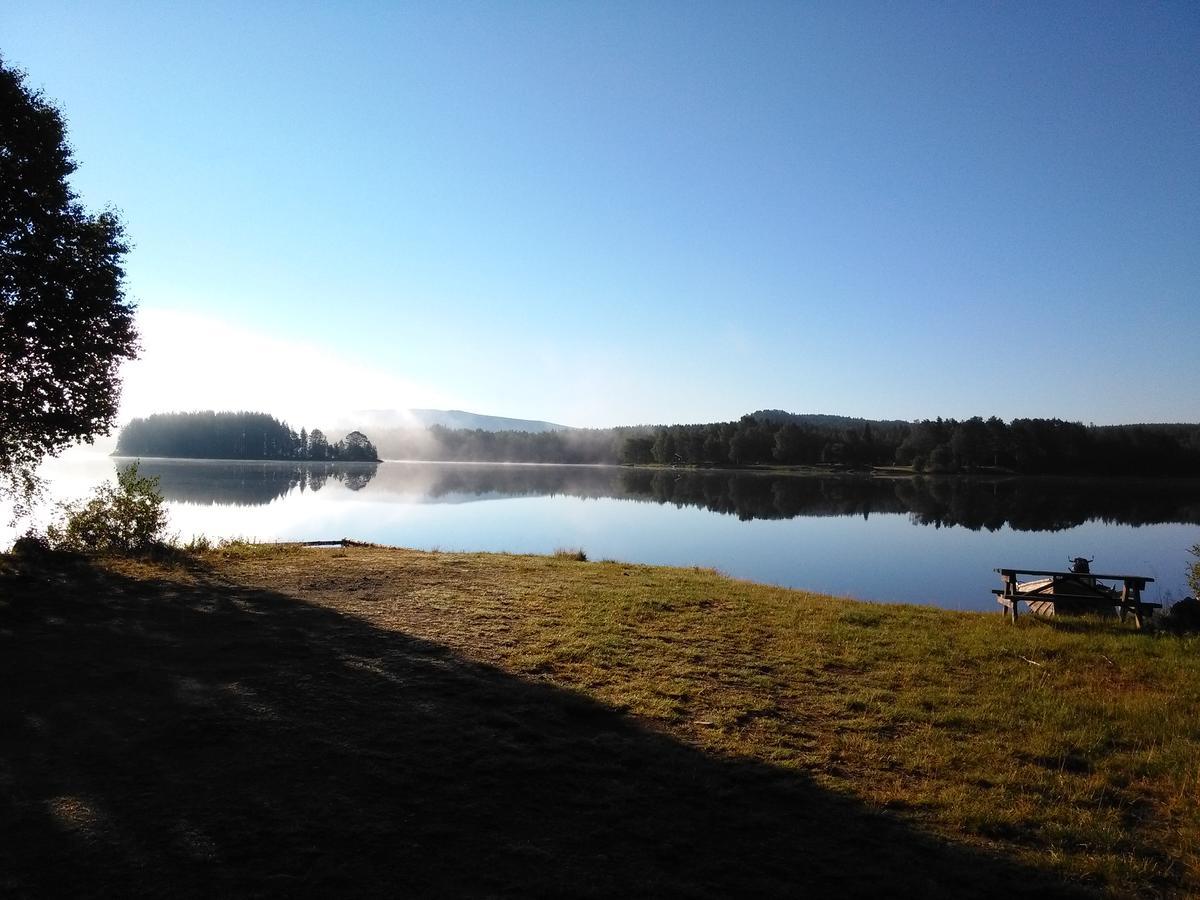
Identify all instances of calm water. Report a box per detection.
[10,453,1199,611]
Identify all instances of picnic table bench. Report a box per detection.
[994,565,1159,628]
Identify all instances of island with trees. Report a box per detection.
[115,411,380,462]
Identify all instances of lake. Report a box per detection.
[10,453,1199,611]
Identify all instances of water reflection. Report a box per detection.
[621,470,1200,531]
[124,459,1200,532]
[123,459,379,506]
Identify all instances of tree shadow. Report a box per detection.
[0,554,1092,898]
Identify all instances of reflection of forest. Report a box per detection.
[128,460,1200,531]
[366,463,620,502]
[617,471,1200,530]
[125,460,379,506]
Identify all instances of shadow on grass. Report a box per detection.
[0,554,1090,898]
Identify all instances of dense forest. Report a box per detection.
[370,412,1200,477]
[116,410,1200,477]
[115,412,380,462]
[617,412,1200,476]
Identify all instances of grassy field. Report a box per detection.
[1,543,1196,897]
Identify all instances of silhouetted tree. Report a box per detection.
[308,429,330,461]
[341,430,380,462]
[1,58,138,508]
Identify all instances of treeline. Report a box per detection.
[117,409,1200,476]
[115,412,380,462]
[288,413,1200,476]
[620,413,1200,476]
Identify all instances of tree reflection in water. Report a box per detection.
[122,460,380,506]
[124,460,1200,532]
[611,469,1200,530]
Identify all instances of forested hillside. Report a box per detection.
[115,412,380,462]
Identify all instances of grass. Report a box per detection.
[2,543,1196,897]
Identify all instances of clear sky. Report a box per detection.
[5,2,1198,428]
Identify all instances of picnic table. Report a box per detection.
[993,564,1159,628]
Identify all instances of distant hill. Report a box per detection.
[346,409,570,434]
[411,409,570,433]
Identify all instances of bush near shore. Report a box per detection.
[1,544,1196,897]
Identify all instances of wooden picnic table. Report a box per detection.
[993,567,1160,628]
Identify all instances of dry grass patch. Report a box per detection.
[194,545,1198,895]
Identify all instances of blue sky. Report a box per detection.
[5,2,1198,427]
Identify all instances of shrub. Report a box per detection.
[10,530,51,557]
[47,463,169,553]
[553,547,587,561]
[179,534,213,553]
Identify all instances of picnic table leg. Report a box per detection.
[1000,573,1018,623]
[1118,583,1143,629]
[1130,584,1143,630]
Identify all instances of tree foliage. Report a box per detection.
[340,430,379,462]
[0,58,138,506]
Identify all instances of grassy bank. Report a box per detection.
[2,544,1196,897]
